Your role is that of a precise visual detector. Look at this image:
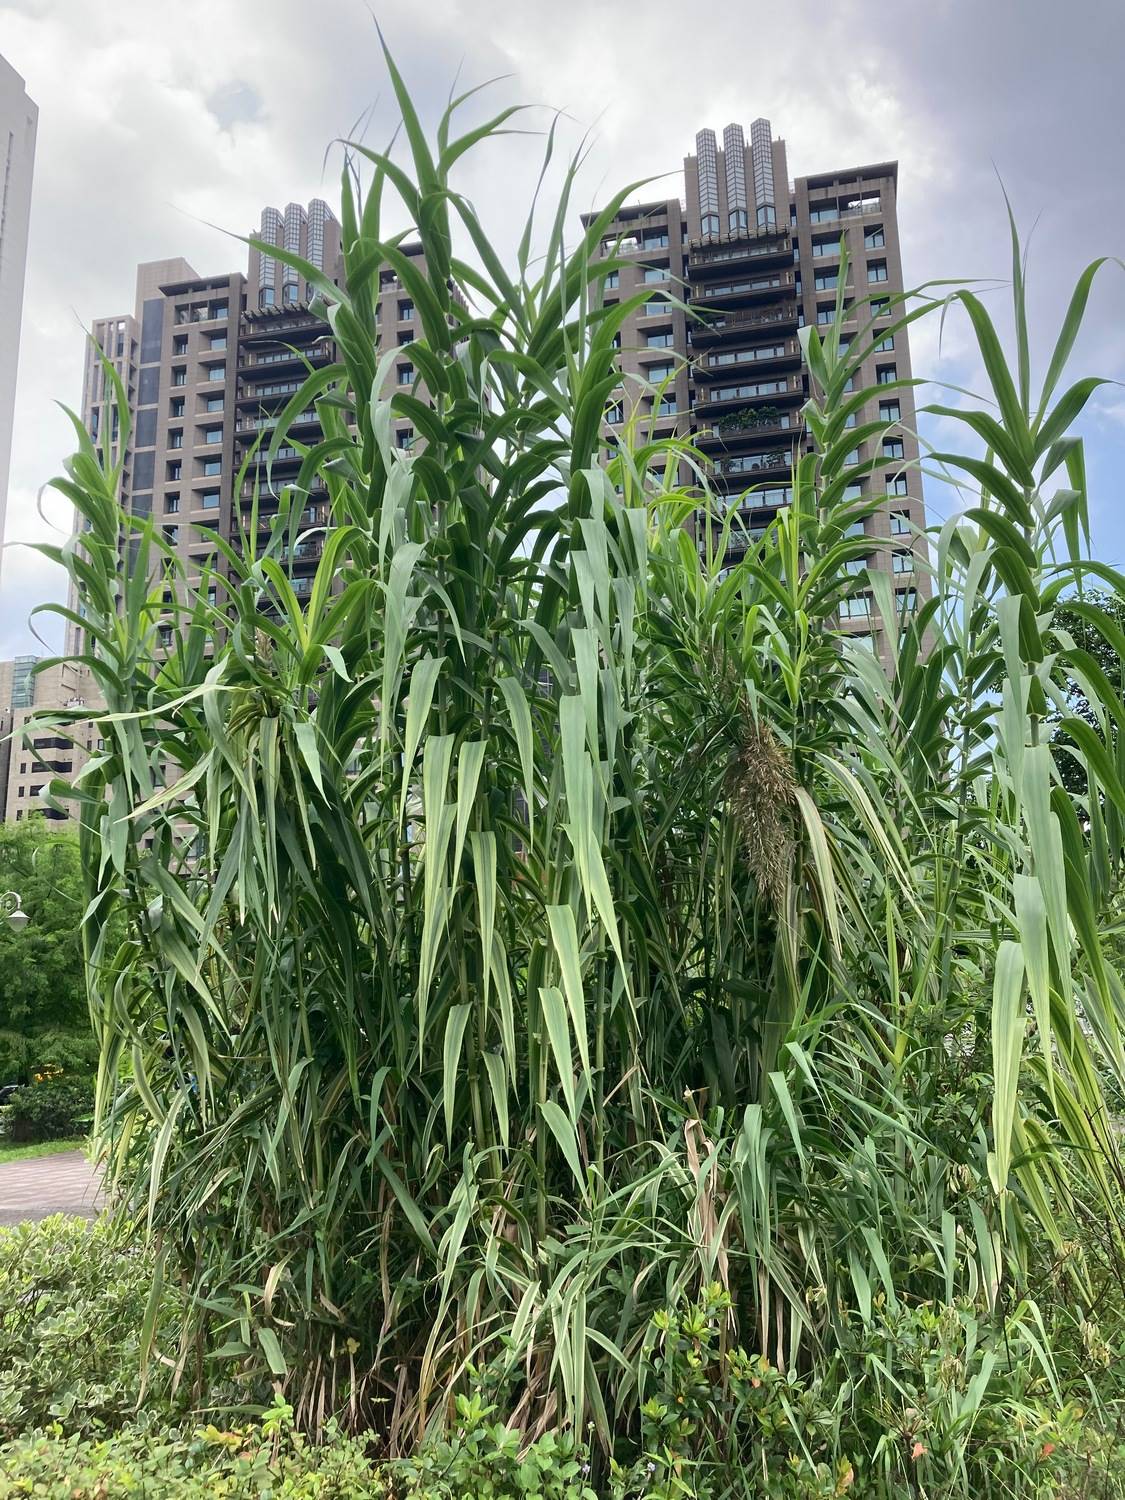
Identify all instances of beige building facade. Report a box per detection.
[588,117,927,647]
[0,656,101,824]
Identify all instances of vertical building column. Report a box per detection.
[282,202,305,304]
[722,123,748,234]
[695,128,720,238]
[750,117,777,229]
[258,206,282,307]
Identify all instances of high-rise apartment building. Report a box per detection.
[64,202,423,663]
[0,55,38,582]
[588,118,926,646]
[0,655,102,824]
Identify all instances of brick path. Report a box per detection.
[0,1150,102,1225]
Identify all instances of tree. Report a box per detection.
[1051,588,1125,795]
[0,821,97,1082]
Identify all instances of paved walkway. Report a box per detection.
[0,1150,102,1225]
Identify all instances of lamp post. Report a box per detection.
[0,892,28,931]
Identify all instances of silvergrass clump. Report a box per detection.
[30,36,1125,1486]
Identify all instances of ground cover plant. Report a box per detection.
[25,40,1125,1496]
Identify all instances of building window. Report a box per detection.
[606,402,624,425]
[812,237,839,258]
[642,230,669,249]
[283,282,299,303]
[874,334,894,352]
[398,299,414,320]
[843,412,857,429]
[701,213,719,236]
[867,261,889,283]
[168,430,183,449]
[839,594,872,620]
[728,209,748,232]
[260,287,275,307]
[809,204,839,224]
[876,363,897,385]
[646,332,674,348]
[163,526,179,544]
[844,448,860,467]
[208,364,225,382]
[605,271,619,290]
[172,368,186,387]
[396,428,415,450]
[173,334,189,355]
[642,266,668,284]
[397,363,414,386]
[209,334,227,350]
[645,363,675,382]
[205,395,224,412]
[890,509,910,533]
[883,438,905,460]
[871,298,891,319]
[642,301,669,317]
[167,461,182,481]
[200,491,221,510]
[654,396,677,416]
[164,494,180,514]
[887,475,909,497]
[170,397,185,418]
[879,400,901,423]
[897,588,918,612]
[864,226,885,249]
[207,586,218,606]
[816,306,835,325]
[202,458,222,476]
[814,271,839,291]
[892,550,914,574]
[210,301,228,319]
[204,426,223,444]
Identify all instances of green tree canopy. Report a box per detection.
[0,821,97,1082]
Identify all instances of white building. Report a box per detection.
[0,55,37,586]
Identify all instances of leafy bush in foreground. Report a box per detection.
[0,1413,385,1499]
[0,1215,178,1437]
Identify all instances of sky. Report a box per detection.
[1,0,1122,658]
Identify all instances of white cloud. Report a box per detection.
[1,0,1122,656]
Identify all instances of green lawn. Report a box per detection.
[0,1137,85,1165]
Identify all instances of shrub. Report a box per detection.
[4,1077,93,1143]
[606,1286,1125,1500]
[0,1215,180,1437]
[0,1409,385,1498]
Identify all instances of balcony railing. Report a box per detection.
[687,221,789,252]
[240,342,333,369]
[238,410,318,433]
[688,302,799,342]
[697,377,804,408]
[705,448,797,478]
[689,235,792,271]
[693,338,803,376]
[691,269,794,303]
[695,411,798,444]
